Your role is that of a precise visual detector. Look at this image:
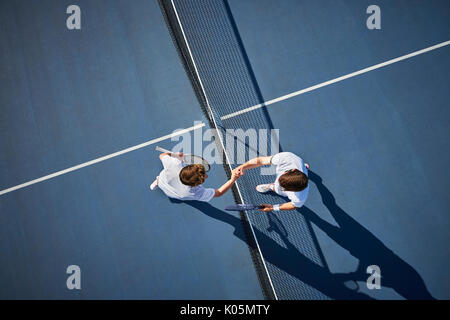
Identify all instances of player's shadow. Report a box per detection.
[170,204,373,299]
[170,170,435,300]
[299,170,435,300]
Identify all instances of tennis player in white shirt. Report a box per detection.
[150,151,242,202]
[236,152,310,212]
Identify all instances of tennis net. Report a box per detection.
[159,0,328,300]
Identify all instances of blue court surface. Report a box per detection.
[0,0,449,299]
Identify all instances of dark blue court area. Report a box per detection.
[0,0,449,299]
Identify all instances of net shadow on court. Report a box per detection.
[171,169,435,300]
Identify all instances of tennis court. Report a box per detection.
[0,0,449,299]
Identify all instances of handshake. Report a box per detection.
[230,165,245,180]
[228,164,274,212]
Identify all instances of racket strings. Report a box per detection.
[184,155,210,171]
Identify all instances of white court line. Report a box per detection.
[0,123,205,196]
[221,40,450,120]
[1,40,449,196]
[170,0,278,299]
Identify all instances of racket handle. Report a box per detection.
[155,146,171,153]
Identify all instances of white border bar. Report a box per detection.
[170,0,279,299]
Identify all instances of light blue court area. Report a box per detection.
[1,0,449,299]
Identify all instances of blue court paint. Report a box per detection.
[1,0,448,299]
[0,0,263,299]
[228,0,449,299]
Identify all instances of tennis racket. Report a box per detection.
[155,146,210,172]
[225,204,264,211]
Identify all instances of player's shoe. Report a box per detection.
[150,178,158,190]
[256,184,274,193]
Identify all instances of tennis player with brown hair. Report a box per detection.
[236,152,310,212]
[150,151,242,201]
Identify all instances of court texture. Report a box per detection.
[0,0,449,299]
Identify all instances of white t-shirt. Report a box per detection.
[271,152,309,208]
[157,155,215,202]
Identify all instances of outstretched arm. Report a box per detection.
[259,202,296,212]
[214,169,242,197]
[159,152,183,161]
[236,156,272,174]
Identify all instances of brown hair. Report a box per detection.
[179,164,207,187]
[278,169,308,192]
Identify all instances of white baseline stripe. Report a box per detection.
[221,40,450,120]
[1,40,448,196]
[0,123,205,196]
